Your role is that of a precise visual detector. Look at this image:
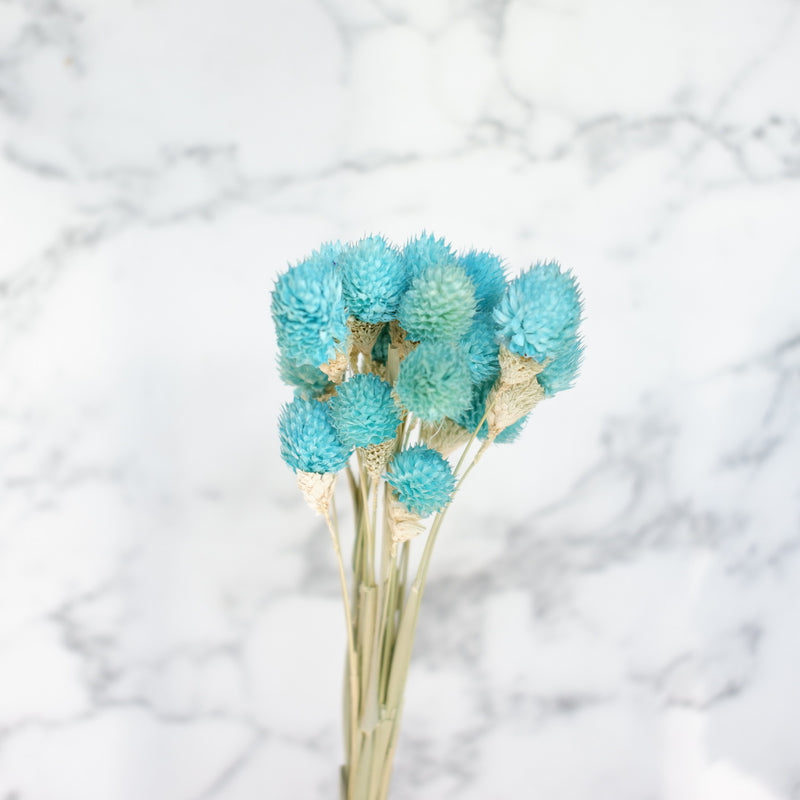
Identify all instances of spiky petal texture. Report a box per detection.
[398,263,476,342]
[459,250,507,312]
[278,352,331,400]
[329,373,402,448]
[537,334,584,396]
[385,444,456,517]
[395,341,472,423]
[493,261,582,362]
[339,236,408,323]
[271,246,349,367]
[460,312,501,385]
[402,233,457,280]
[279,396,352,474]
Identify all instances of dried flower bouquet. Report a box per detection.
[271,233,583,800]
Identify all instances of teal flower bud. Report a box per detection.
[329,373,402,449]
[278,352,331,400]
[537,335,584,396]
[402,232,457,280]
[279,396,352,474]
[385,444,456,517]
[460,312,500,384]
[458,250,507,312]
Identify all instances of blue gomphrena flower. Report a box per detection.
[329,373,402,448]
[458,250,507,312]
[402,232,457,280]
[395,341,472,423]
[385,444,456,517]
[537,335,584,396]
[493,261,583,362]
[460,312,500,385]
[279,396,353,474]
[339,235,408,323]
[278,352,331,400]
[398,263,476,342]
[271,245,349,367]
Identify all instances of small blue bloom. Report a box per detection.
[402,232,457,280]
[398,263,476,342]
[493,261,583,362]
[385,444,456,517]
[279,396,353,474]
[278,352,331,399]
[460,312,500,385]
[271,245,349,367]
[339,235,408,323]
[329,373,402,448]
[537,334,584,396]
[395,341,472,423]
[458,250,507,312]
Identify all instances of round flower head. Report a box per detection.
[537,334,584,396]
[385,444,456,517]
[458,250,507,312]
[271,244,349,367]
[329,373,402,448]
[460,312,500,385]
[493,261,583,362]
[395,341,472,423]
[279,396,353,474]
[402,232,457,280]
[398,263,476,342]
[339,235,408,323]
[278,352,331,400]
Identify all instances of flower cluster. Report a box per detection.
[272,233,584,516]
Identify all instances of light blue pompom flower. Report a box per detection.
[339,236,408,323]
[271,245,349,367]
[278,352,331,399]
[537,334,584,396]
[402,233,457,280]
[460,312,500,385]
[385,444,456,517]
[279,396,353,474]
[395,341,472,423]
[329,373,402,448]
[398,263,476,342]
[493,261,582,362]
[459,250,507,312]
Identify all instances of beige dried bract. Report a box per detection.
[296,470,337,515]
[488,346,546,437]
[420,418,470,456]
[387,494,425,555]
[360,438,396,480]
[348,318,383,356]
[320,347,349,384]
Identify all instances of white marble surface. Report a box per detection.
[1,0,799,798]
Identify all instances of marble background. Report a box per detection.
[1,0,799,798]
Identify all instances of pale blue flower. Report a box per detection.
[493,261,582,362]
[339,236,408,323]
[278,352,331,400]
[279,396,352,474]
[537,334,584,396]
[460,312,500,384]
[271,245,349,367]
[402,232,457,280]
[385,444,456,517]
[458,250,507,312]
[329,373,402,448]
[398,263,476,342]
[395,341,472,423]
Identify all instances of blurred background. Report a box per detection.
[1,0,799,798]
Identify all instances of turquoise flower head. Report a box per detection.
[329,373,402,448]
[459,250,507,312]
[402,233,457,280]
[537,334,584,396]
[460,312,500,385]
[493,261,582,363]
[278,352,331,400]
[279,396,353,474]
[398,263,476,342]
[385,444,456,517]
[395,341,472,423]
[271,245,349,367]
[339,236,408,323]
